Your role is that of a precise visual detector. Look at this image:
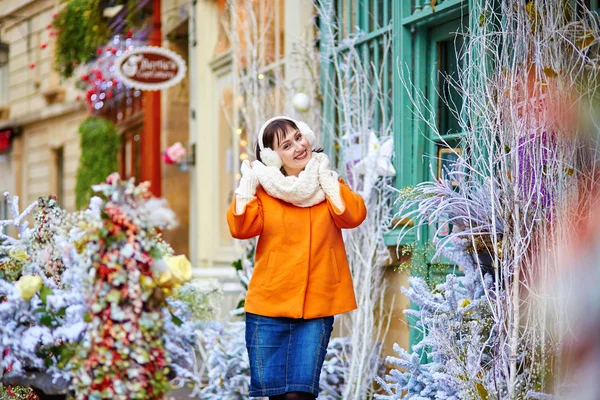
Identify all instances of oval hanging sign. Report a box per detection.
[114,46,187,91]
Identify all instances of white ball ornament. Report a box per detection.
[292,92,310,112]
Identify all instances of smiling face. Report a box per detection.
[274,127,313,176]
[258,119,313,176]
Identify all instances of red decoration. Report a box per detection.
[29,62,35,69]
[52,12,57,19]
[40,43,47,49]
[111,48,117,55]
[97,47,103,55]
[46,23,52,29]
[0,130,12,152]
[82,74,89,81]
[49,30,56,36]
[107,91,113,99]
[126,29,133,39]
[162,152,174,165]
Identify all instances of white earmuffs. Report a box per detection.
[257,116,317,169]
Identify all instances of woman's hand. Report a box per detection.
[315,154,345,211]
[236,160,260,198]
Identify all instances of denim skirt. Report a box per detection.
[245,312,334,398]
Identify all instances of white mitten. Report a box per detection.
[235,160,259,214]
[316,154,345,212]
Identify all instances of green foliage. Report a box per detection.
[53,0,151,79]
[53,0,109,79]
[394,241,452,287]
[75,117,119,210]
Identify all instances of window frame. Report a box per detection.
[320,0,394,158]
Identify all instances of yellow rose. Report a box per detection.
[164,255,192,286]
[15,275,43,301]
[140,275,155,290]
[9,247,28,261]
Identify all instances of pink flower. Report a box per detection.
[106,172,121,185]
[165,142,187,164]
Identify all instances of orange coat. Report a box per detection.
[226,178,367,319]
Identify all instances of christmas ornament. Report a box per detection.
[292,92,310,112]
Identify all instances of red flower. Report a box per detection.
[162,152,175,165]
[82,74,89,81]
[29,62,35,69]
[40,42,47,49]
[111,48,117,55]
[126,29,133,39]
[97,47,103,55]
[107,91,113,99]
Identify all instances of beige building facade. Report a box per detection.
[0,0,86,214]
[188,0,319,312]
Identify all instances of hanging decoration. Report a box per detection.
[113,46,187,91]
[53,0,111,79]
[292,92,311,112]
[77,32,146,113]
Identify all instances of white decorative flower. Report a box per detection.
[352,132,396,197]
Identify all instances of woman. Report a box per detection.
[227,116,366,400]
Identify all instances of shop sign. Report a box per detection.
[114,46,187,91]
[0,129,12,153]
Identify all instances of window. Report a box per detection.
[322,0,394,150]
[427,19,466,189]
[53,147,65,204]
[0,42,8,108]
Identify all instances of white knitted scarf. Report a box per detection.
[252,153,330,207]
